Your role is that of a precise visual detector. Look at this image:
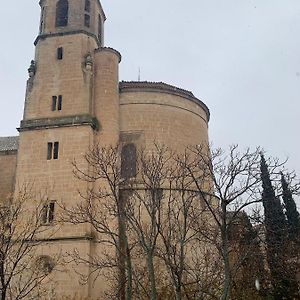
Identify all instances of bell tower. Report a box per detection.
[14,0,121,298]
[38,0,105,46]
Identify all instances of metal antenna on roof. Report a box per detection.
[138,67,141,81]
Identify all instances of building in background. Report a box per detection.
[0,0,210,298]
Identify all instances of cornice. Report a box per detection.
[95,47,122,62]
[34,30,101,47]
[18,114,99,132]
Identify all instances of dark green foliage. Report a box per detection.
[281,173,300,243]
[260,155,299,299]
[230,213,267,300]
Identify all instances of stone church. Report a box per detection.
[0,0,210,298]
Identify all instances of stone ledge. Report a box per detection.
[33,235,94,243]
[0,150,17,156]
[18,114,99,132]
[34,30,101,47]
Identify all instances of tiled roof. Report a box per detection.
[119,81,195,98]
[0,136,19,152]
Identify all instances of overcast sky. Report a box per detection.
[0,1,299,180]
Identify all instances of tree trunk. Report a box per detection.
[118,194,127,300]
[221,204,231,300]
[1,289,6,300]
[146,253,157,300]
[125,242,132,300]
[0,258,6,300]
[175,286,182,300]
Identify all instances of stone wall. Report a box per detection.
[120,87,209,151]
[0,151,17,201]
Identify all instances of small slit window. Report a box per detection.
[85,0,91,12]
[47,142,53,160]
[56,0,69,27]
[121,143,137,179]
[57,95,62,111]
[53,142,59,159]
[57,47,63,60]
[51,96,57,111]
[84,14,90,28]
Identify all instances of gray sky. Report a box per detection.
[0,0,299,179]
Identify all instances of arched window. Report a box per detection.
[56,0,69,27]
[121,143,137,179]
[85,0,91,12]
[39,7,45,33]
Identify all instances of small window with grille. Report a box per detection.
[85,0,91,12]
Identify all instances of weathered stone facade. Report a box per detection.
[0,0,210,298]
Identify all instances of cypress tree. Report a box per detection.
[281,173,300,243]
[260,155,298,299]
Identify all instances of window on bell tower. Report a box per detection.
[52,95,62,111]
[56,0,69,27]
[47,142,59,160]
[39,7,45,33]
[85,0,91,12]
[57,47,63,60]
[98,14,102,42]
[84,14,90,28]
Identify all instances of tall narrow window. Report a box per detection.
[47,142,53,160]
[39,7,45,33]
[53,142,59,159]
[121,143,137,179]
[47,142,59,160]
[51,96,57,111]
[57,95,62,111]
[98,14,102,42]
[84,14,90,28]
[85,0,91,12]
[41,202,55,224]
[57,47,63,60]
[56,0,69,27]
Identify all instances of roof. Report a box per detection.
[0,136,19,152]
[120,81,195,97]
[119,81,210,121]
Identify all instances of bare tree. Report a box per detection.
[0,186,57,300]
[64,142,299,300]
[184,144,299,300]
[153,150,221,300]
[123,145,173,300]
[62,144,133,300]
